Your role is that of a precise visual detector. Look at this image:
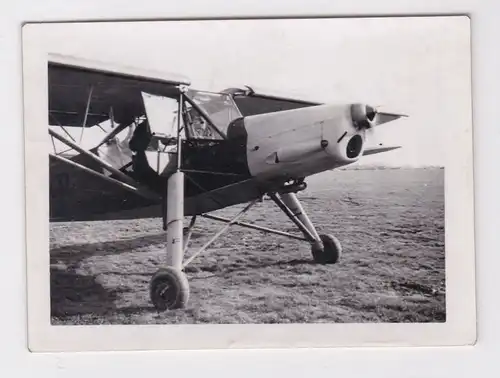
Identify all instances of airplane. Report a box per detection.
[47,53,407,311]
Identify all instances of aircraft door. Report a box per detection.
[141,92,185,175]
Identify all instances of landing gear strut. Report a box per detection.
[149,170,190,312]
[270,192,342,265]
[149,93,191,312]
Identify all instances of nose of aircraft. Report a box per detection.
[350,103,378,131]
[320,103,377,164]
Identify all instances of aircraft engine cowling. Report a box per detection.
[322,131,365,164]
[243,103,378,179]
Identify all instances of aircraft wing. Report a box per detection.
[48,53,191,127]
[222,85,320,116]
[362,145,401,156]
[372,112,408,127]
[224,86,408,127]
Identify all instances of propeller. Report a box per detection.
[350,103,378,131]
[350,103,408,140]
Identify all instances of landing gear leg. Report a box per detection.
[150,171,189,311]
[149,92,190,311]
[150,171,190,311]
[276,192,342,265]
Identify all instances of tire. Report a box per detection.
[311,234,342,264]
[149,267,190,311]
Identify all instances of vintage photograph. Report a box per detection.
[22,16,475,351]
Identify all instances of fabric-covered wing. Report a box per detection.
[373,112,407,126]
[48,53,191,127]
[362,145,401,156]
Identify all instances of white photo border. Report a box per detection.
[22,16,476,353]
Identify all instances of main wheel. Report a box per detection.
[149,267,190,311]
[311,234,342,264]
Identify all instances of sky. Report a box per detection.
[39,16,471,167]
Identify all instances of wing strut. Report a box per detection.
[50,153,160,201]
[79,85,94,144]
[95,122,131,149]
[49,113,77,142]
[182,199,260,268]
[50,128,141,189]
[200,213,308,241]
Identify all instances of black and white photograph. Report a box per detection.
[22,16,475,351]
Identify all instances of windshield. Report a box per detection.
[186,89,242,138]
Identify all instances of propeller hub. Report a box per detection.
[350,103,378,130]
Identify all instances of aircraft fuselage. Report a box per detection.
[50,103,369,222]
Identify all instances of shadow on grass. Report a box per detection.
[50,233,167,265]
[50,266,120,319]
[50,230,208,265]
[50,266,191,322]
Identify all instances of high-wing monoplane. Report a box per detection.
[48,53,407,311]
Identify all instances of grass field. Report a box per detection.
[50,167,445,325]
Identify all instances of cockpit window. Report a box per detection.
[185,89,243,138]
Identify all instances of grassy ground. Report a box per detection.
[50,167,445,325]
